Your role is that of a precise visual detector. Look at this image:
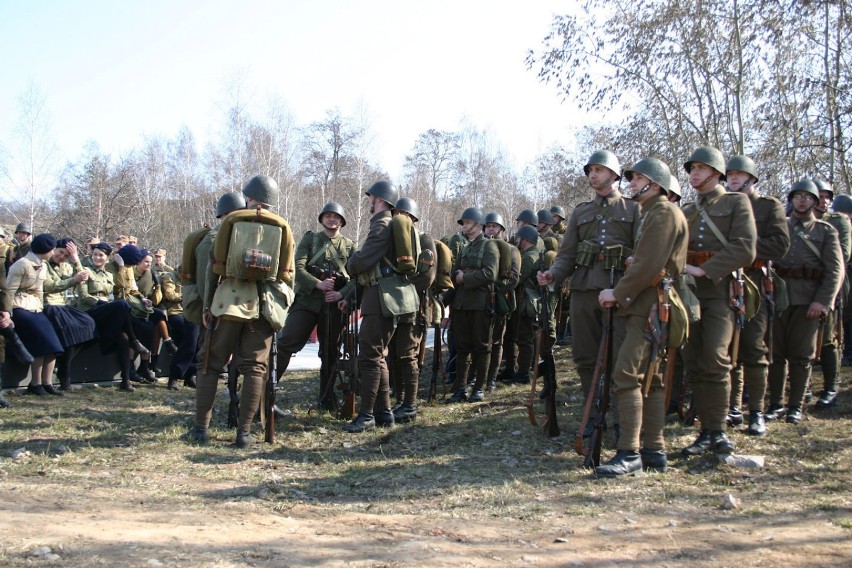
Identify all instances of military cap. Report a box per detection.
[31,233,57,254]
[15,222,32,234]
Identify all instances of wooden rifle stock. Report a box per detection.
[815,312,827,363]
[264,333,278,443]
[340,287,358,420]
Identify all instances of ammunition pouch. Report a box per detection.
[576,241,631,271]
[575,240,599,268]
[604,244,631,271]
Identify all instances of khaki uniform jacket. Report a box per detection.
[549,189,640,291]
[451,233,498,311]
[76,266,114,311]
[44,258,85,306]
[682,185,757,298]
[819,211,852,263]
[160,270,184,316]
[6,252,47,312]
[135,268,164,306]
[780,214,843,307]
[613,194,688,317]
[346,210,393,316]
[107,260,138,300]
[294,231,356,313]
[517,245,541,314]
[748,193,790,263]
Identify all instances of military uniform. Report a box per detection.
[548,189,639,396]
[447,230,499,402]
[681,186,756,438]
[484,237,520,389]
[768,211,843,422]
[277,229,355,407]
[511,236,542,383]
[729,192,790,431]
[160,270,199,389]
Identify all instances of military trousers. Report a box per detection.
[768,304,820,409]
[451,309,493,391]
[486,313,508,381]
[613,310,665,452]
[357,312,397,415]
[195,317,274,432]
[388,314,424,405]
[682,297,735,432]
[570,289,626,397]
[730,292,770,412]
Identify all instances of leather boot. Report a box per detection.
[0,391,9,408]
[119,377,135,392]
[42,384,64,396]
[343,412,375,433]
[681,430,711,456]
[709,430,735,454]
[130,339,150,356]
[726,406,744,426]
[1,326,34,364]
[167,377,180,390]
[137,359,156,383]
[187,425,209,444]
[594,450,642,478]
[163,338,178,355]
[785,406,803,424]
[815,390,838,408]
[183,375,197,389]
[468,389,485,402]
[446,388,467,403]
[640,449,667,473]
[235,430,255,448]
[150,354,162,376]
[748,411,766,436]
[374,408,395,428]
[764,403,786,421]
[393,403,417,423]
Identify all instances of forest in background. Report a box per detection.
[1,0,850,257]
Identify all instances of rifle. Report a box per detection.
[427,293,448,403]
[527,287,544,426]
[729,269,747,364]
[314,260,343,414]
[763,262,776,362]
[264,330,278,444]
[537,285,560,437]
[815,311,827,363]
[227,360,240,429]
[576,268,615,467]
[339,285,358,420]
[642,277,671,397]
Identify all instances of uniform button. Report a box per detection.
[626,297,631,302]
[698,235,704,239]
[698,244,704,248]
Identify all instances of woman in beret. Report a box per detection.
[76,242,149,392]
[5,233,65,395]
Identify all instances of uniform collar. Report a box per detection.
[24,251,43,268]
[699,185,726,205]
[640,193,667,213]
[599,188,622,206]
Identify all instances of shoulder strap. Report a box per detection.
[307,231,350,278]
[793,224,823,260]
[698,208,729,247]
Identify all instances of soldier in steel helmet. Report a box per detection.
[724,155,790,436]
[511,225,542,386]
[595,157,688,477]
[810,179,850,409]
[550,206,568,235]
[277,202,356,411]
[190,176,294,447]
[512,209,545,252]
[766,180,843,424]
[831,193,852,371]
[482,212,520,391]
[445,207,499,403]
[538,150,640,404]
[388,197,436,422]
[536,209,562,251]
[341,180,403,432]
[679,146,756,457]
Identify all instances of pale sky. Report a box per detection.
[0,0,584,182]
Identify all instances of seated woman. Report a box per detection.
[110,245,177,381]
[5,233,65,396]
[43,238,97,390]
[76,242,149,392]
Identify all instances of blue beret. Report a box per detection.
[31,233,57,255]
[117,244,145,266]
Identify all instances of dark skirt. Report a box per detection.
[43,304,97,347]
[88,300,133,354]
[11,308,64,358]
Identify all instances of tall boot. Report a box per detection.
[818,345,839,405]
[137,358,155,383]
[150,354,161,376]
[394,366,419,423]
[744,365,768,413]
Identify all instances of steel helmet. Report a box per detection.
[550,205,567,220]
[725,155,759,182]
[515,209,538,225]
[684,146,726,180]
[318,201,347,226]
[813,179,835,199]
[537,209,554,225]
[242,175,279,205]
[394,197,420,222]
[516,225,539,245]
[216,191,247,218]
[831,194,852,214]
[624,157,671,193]
[584,150,622,180]
[484,212,506,231]
[668,174,682,199]
[788,179,820,202]
[15,222,32,234]
[457,207,485,225]
[365,180,399,206]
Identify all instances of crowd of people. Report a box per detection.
[1,146,847,479]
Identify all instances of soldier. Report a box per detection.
[159,266,199,390]
[537,209,561,250]
[511,226,542,385]
[766,180,843,424]
[190,175,294,447]
[550,206,568,235]
[482,212,520,391]
[831,194,852,368]
[445,207,499,403]
[725,155,790,436]
[513,209,545,252]
[276,202,355,411]
[538,150,640,404]
[595,158,688,477]
[679,146,756,457]
[5,222,33,269]
[668,175,682,205]
[812,179,850,408]
[153,249,174,276]
[342,180,403,432]
[389,197,436,422]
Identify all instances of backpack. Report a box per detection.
[431,239,454,293]
[213,207,295,285]
[390,214,420,276]
[180,225,211,283]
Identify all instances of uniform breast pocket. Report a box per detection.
[707,208,734,237]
